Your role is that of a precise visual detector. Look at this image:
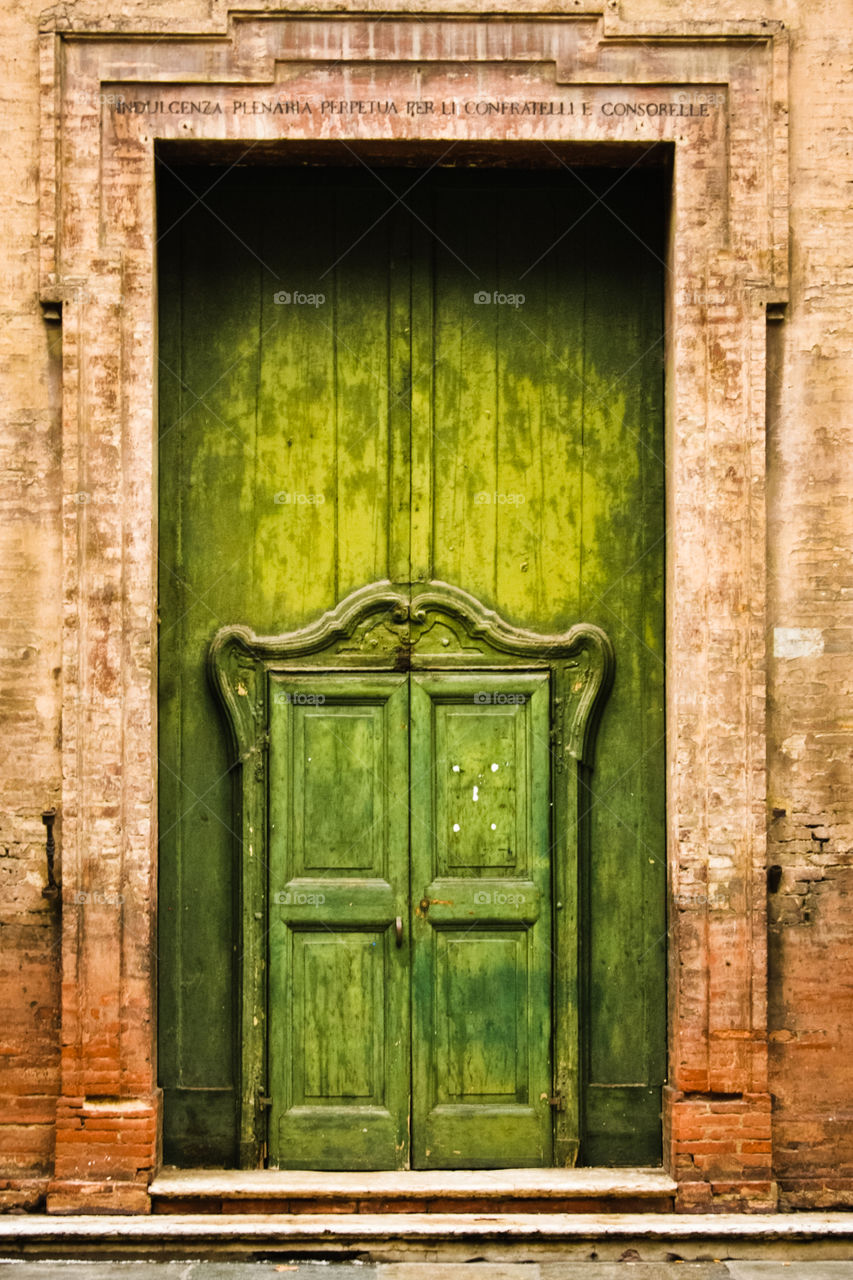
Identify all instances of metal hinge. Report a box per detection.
[258,1092,273,1110]
[547,1095,564,1111]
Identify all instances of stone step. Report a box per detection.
[4,1210,853,1262]
[148,1168,676,1215]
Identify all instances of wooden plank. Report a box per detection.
[497,180,586,629]
[256,181,338,628]
[332,183,397,597]
[576,172,667,1163]
[388,180,413,583]
[430,177,499,603]
[408,190,434,584]
[159,175,266,1162]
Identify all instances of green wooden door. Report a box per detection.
[267,674,410,1169]
[158,162,666,1168]
[265,669,552,1170]
[411,672,552,1168]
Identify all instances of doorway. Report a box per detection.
[157,157,667,1168]
[267,666,551,1170]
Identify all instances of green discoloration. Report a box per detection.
[158,165,665,1168]
[207,589,612,1170]
[410,672,553,1169]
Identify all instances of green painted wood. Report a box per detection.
[159,164,665,1169]
[410,672,552,1169]
[160,1090,237,1167]
[426,173,588,623]
[574,180,667,1165]
[157,169,409,1165]
[268,675,410,1170]
[209,581,611,1168]
[418,170,666,1163]
[158,176,262,1164]
[582,1084,664,1167]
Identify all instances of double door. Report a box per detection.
[268,669,552,1170]
[158,162,667,1169]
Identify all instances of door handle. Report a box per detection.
[395,916,403,947]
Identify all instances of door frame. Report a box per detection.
[209,579,613,1167]
[40,8,786,1206]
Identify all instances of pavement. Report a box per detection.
[2,1261,853,1278]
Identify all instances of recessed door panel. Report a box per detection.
[293,933,383,1101]
[435,703,521,871]
[435,932,528,1101]
[410,672,552,1168]
[296,705,380,872]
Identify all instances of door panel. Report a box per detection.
[268,674,410,1169]
[410,672,552,1168]
[435,933,528,1100]
[157,172,415,1163]
[428,178,587,618]
[294,704,382,872]
[436,699,522,870]
[420,173,666,1160]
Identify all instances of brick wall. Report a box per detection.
[1,0,852,1212]
[763,2,853,1209]
[0,0,63,1209]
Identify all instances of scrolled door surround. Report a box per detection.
[42,5,786,1208]
[209,580,613,1168]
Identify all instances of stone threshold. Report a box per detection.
[148,1167,677,1215]
[150,1166,676,1199]
[3,1212,853,1262]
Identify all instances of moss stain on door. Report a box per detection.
[157,163,666,1167]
